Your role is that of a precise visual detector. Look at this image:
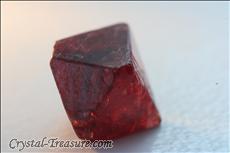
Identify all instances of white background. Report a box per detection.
[1,2,229,152]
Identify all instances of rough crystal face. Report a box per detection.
[50,23,161,140]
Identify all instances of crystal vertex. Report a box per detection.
[50,23,161,140]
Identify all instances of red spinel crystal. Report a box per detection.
[50,23,161,140]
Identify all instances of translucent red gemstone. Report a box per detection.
[50,23,161,140]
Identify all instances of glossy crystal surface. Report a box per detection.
[50,23,161,140]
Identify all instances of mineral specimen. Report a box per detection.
[50,23,161,140]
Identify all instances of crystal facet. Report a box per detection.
[50,23,161,140]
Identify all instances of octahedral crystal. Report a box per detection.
[50,23,161,140]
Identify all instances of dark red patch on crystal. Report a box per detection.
[50,23,161,140]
